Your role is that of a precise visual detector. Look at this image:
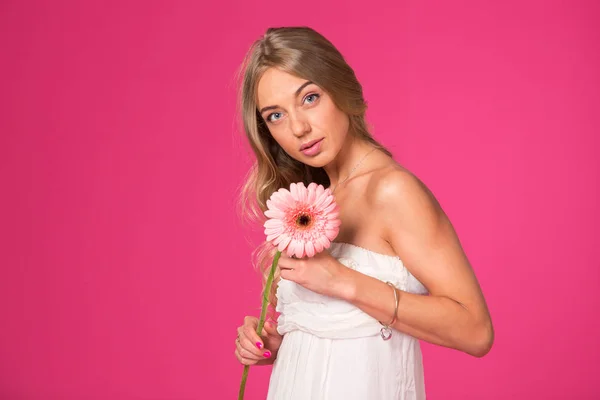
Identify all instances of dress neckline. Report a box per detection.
[330,241,401,261]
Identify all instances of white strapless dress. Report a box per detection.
[266,242,429,400]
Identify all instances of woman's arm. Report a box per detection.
[334,170,494,357]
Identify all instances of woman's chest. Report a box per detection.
[332,194,395,256]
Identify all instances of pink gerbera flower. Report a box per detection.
[239,182,341,400]
[263,182,341,258]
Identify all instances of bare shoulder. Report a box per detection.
[366,165,443,217]
[364,164,458,263]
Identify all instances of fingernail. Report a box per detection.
[263,351,271,358]
[256,342,262,349]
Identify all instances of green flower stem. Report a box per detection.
[238,249,281,400]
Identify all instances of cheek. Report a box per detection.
[316,103,349,136]
[269,129,295,152]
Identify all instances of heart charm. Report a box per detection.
[380,327,392,341]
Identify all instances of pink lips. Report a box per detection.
[300,138,323,156]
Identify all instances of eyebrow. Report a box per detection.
[259,81,314,115]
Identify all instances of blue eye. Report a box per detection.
[305,93,320,104]
[268,112,282,122]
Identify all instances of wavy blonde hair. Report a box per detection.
[235,26,393,312]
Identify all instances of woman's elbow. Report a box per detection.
[467,320,494,358]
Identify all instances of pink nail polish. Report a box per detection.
[263,351,271,358]
[256,342,262,349]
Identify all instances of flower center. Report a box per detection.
[296,213,312,228]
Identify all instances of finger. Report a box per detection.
[238,335,273,361]
[263,321,280,337]
[280,268,296,282]
[235,348,258,366]
[236,337,263,361]
[276,255,292,266]
[279,262,294,270]
[243,316,258,329]
[241,317,259,341]
[279,256,304,268]
[240,325,268,357]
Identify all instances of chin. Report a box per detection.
[303,154,332,169]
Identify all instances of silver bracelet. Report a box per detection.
[378,281,399,340]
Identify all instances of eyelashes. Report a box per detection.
[266,93,321,123]
[267,112,283,123]
[304,93,320,104]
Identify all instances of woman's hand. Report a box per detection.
[278,248,350,299]
[235,316,283,366]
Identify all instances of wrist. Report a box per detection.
[331,260,358,302]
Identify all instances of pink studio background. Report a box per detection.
[1,1,598,399]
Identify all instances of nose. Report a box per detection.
[289,112,310,138]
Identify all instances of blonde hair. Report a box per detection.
[235,26,393,312]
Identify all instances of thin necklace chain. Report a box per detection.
[331,147,378,194]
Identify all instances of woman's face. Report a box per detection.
[256,67,350,167]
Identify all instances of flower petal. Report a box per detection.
[264,219,284,229]
[296,182,307,204]
[273,233,285,245]
[277,234,292,252]
[265,226,284,236]
[289,183,299,201]
[325,227,339,241]
[307,183,317,205]
[266,199,283,213]
[323,201,337,214]
[317,235,330,250]
[265,208,286,219]
[326,218,342,228]
[271,191,293,210]
[286,238,299,257]
[294,240,306,258]
[315,184,325,198]
[314,192,333,210]
[313,238,324,253]
[326,210,340,219]
[266,233,281,242]
[278,187,296,204]
[305,240,315,258]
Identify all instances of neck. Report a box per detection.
[323,135,375,190]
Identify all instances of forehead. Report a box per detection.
[256,68,308,109]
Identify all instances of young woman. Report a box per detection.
[234,26,493,400]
